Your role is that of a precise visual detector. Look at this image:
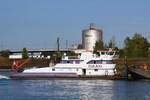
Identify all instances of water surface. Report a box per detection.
[0,72,150,100]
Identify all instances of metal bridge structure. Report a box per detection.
[8,48,72,54]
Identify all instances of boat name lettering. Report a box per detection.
[88,65,102,68]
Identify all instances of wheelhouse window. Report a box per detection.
[108,52,114,55]
[101,52,105,55]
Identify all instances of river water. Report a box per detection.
[0,72,150,100]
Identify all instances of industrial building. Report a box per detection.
[82,24,103,50]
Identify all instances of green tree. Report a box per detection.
[120,33,150,58]
[22,48,28,59]
[0,50,10,58]
[93,40,105,55]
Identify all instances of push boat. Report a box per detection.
[10,50,117,80]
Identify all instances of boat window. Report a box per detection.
[64,61,67,63]
[52,69,55,71]
[94,69,98,71]
[96,60,102,64]
[107,60,112,64]
[59,60,67,64]
[60,60,74,64]
[60,60,82,64]
[108,52,114,55]
[75,61,79,64]
[102,60,112,64]
[87,60,102,64]
[87,61,94,64]
[101,52,105,55]
[70,61,73,64]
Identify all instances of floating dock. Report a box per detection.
[128,67,150,80]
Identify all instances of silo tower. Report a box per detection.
[82,23,103,50]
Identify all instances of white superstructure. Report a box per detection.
[24,49,117,76]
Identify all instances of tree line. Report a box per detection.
[94,33,150,58]
[119,33,150,58]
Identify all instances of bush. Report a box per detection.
[0,50,10,58]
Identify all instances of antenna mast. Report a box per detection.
[57,37,60,52]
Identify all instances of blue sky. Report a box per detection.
[0,0,150,50]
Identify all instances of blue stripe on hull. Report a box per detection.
[10,72,79,78]
[12,72,77,74]
[11,75,79,77]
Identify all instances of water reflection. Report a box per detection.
[76,80,115,100]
